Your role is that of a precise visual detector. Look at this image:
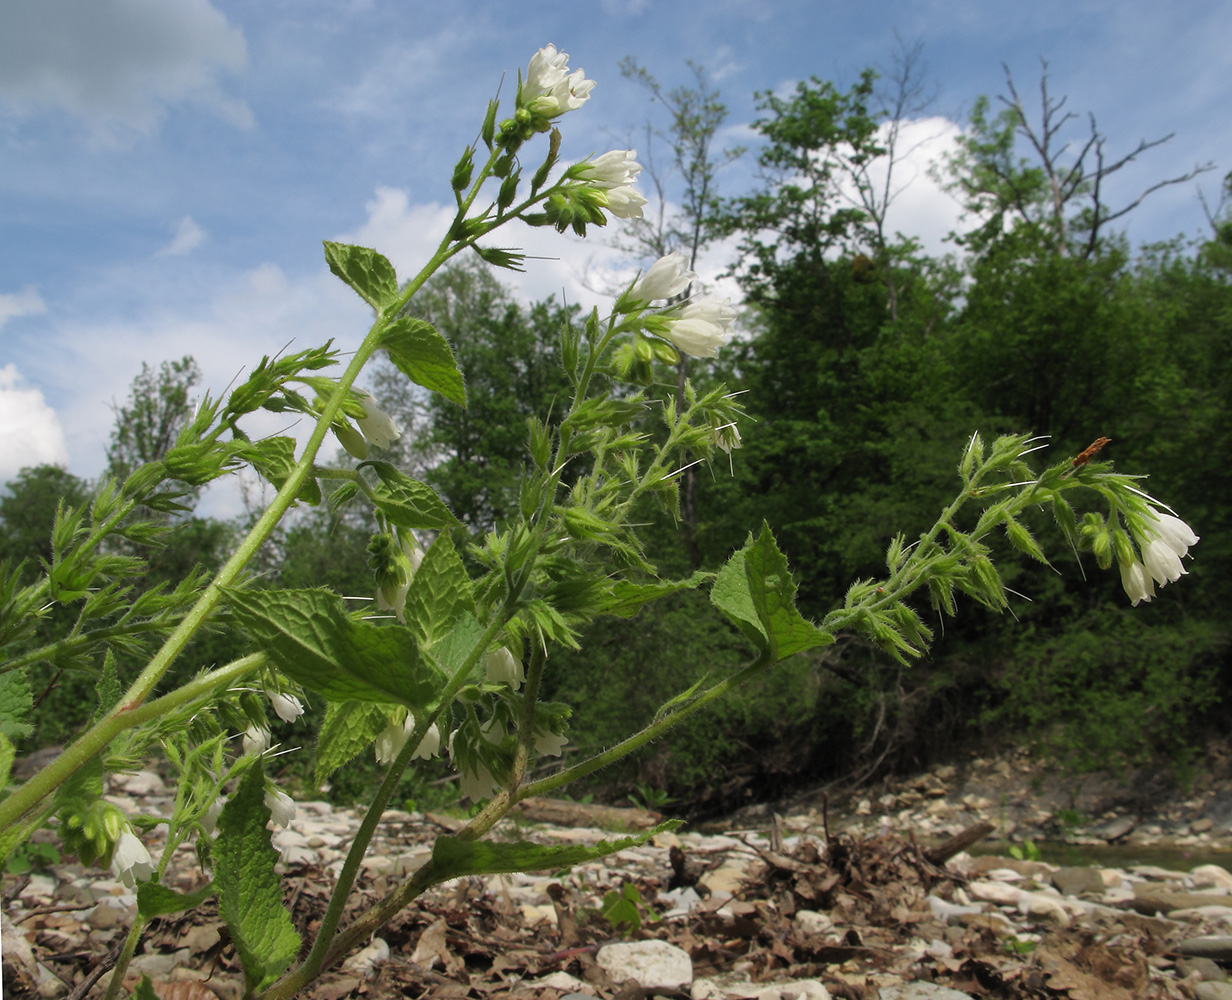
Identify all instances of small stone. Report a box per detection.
[87,903,124,930]
[794,909,833,935]
[699,865,749,896]
[1179,938,1232,962]
[1195,983,1232,1000]
[112,770,168,796]
[1193,864,1232,890]
[880,983,977,999]
[597,940,693,989]
[1178,957,1227,982]
[1091,816,1136,842]
[1051,867,1106,897]
[1192,818,1215,833]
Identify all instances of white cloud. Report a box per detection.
[0,287,46,329]
[862,116,967,257]
[156,216,207,257]
[0,364,70,482]
[0,0,252,139]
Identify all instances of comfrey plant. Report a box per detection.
[0,45,1196,999]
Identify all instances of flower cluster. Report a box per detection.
[1117,510,1199,606]
[575,149,647,220]
[519,44,594,121]
[615,252,737,359]
[371,530,424,624]
[374,713,441,765]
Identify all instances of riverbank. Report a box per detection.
[8,763,1232,998]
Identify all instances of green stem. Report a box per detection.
[103,914,147,1000]
[262,610,509,999]
[0,654,265,830]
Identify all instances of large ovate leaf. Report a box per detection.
[363,461,462,531]
[379,316,466,407]
[315,700,391,785]
[0,669,32,740]
[602,571,712,618]
[226,588,442,709]
[215,767,300,992]
[323,241,398,310]
[137,880,215,918]
[404,531,475,646]
[711,522,832,660]
[429,820,682,880]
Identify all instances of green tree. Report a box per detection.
[0,466,91,583]
[106,355,202,484]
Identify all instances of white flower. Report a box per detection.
[713,422,742,455]
[268,692,304,724]
[374,717,409,764]
[413,722,441,760]
[522,45,594,117]
[459,765,500,802]
[484,647,524,689]
[355,391,401,451]
[201,796,226,836]
[110,829,154,888]
[264,787,296,829]
[601,184,647,220]
[1135,510,1199,587]
[375,533,423,624]
[578,149,642,189]
[662,296,737,358]
[243,724,271,756]
[1118,557,1155,607]
[376,715,441,764]
[524,44,570,95]
[534,730,568,757]
[628,252,696,305]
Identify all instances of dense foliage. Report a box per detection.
[3,65,1228,816]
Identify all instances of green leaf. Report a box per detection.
[214,767,300,993]
[315,701,390,785]
[0,669,33,740]
[363,461,462,531]
[0,733,14,790]
[226,588,443,709]
[137,880,215,918]
[711,523,832,660]
[322,241,398,310]
[95,652,122,722]
[602,571,712,618]
[134,975,160,1000]
[379,317,466,407]
[404,532,475,646]
[429,821,681,881]
[240,436,321,505]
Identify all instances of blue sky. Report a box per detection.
[1,0,1228,505]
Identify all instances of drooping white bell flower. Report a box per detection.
[661,296,737,358]
[110,829,155,888]
[264,787,296,829]
[484,647,524,690]
[268,691,304,724]
[355,391,401,451]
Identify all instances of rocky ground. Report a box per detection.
[7,751,1232,1000]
